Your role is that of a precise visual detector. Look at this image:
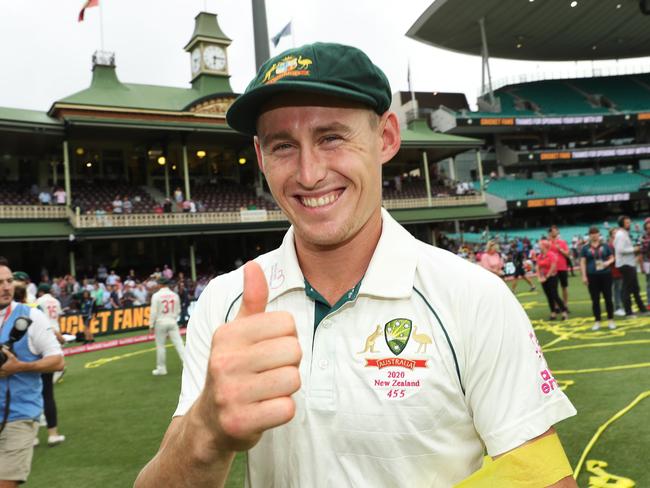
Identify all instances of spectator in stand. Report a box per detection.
[38,190,52,205]
[176,280,191,326]
[548,225,571,310]
[106,270,120,286]
[80,290,95,344]
[189,200,197,213]
[125,269,136,285]
[537,239,569,321]
[479,241,504,277]
[133,282,148,305]
[580,227,616,331]
[182,200,191,213]
[35,284,66,446]
[97,264,108,282]
[613,215,648,318]
[53,187,66,205]
[112,195,123,214]
[106,284,120,309]
[121,284,136,307]
[193,278,207,299]
[163,198,173,213]
[162,265,173,280]
[63,275,79,297]
[92,282,104,309]
[640,218,650,311]
[173,187,184,208]
[122,196,133,214]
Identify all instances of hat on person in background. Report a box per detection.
[226,42,392,136]
[37,283,52,293]
[12,271,30,282]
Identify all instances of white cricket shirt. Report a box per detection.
[150,287,181,326]
[175,209,576,487]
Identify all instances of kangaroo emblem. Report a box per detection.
[359,325,382,353]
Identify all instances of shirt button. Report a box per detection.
[318,359,329,369]
[321,320,331,329]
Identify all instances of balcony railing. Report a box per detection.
[383,194,485,209]
[71,209,288,228]
[0,194,487,228]
[0,205,68,219]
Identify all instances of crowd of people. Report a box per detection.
[16,265,213,339]
[447,215,650,330]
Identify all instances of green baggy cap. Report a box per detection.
[12,271,30,282]
[226,42,391,136]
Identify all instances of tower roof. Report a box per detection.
[184,12,231,51]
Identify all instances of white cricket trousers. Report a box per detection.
[154,322,185,371]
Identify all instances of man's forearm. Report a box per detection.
[18,354,64,373]
[135,403,235,488]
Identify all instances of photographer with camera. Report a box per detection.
[0,258,64,487]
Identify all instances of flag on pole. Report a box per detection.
[407,60,416,105]
[78,0,99,22]
[271,21,292,47]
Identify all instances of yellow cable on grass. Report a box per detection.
[544,339,650,353]
[553,362,650,375]
[573,391,650,480]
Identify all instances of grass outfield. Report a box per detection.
[27,275,650,487]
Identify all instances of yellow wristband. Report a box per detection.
[454,433,572,487]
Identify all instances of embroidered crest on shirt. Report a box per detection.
[384,318,411,355]
[359,319,430,401]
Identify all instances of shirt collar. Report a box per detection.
[358,208,417,299]
[265,208,418,303]
[266,226,308,303]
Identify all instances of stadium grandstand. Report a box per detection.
[401,0,650,233]
[0,11,499,280]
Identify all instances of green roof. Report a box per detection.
[55,66,199,111]
[401,119,482,147]
[184,12,231,51]
[53,65,232,113]
[0,107,62,127]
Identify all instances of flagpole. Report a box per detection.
[99,1,105,51]
[408,59,415,105]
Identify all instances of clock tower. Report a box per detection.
[184,12,233,94]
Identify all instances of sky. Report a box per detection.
[1,0,650,113]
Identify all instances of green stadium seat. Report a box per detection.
[547,173,649,194]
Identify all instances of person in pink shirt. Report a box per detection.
[537,239,568,320]
[479,241,504,277]
[549,225,571,309]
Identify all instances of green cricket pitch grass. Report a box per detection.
[27,276,650,487]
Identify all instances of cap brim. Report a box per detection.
[226,80,379,136]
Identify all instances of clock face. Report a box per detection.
[203,45,227,71]
[191,48,201,74]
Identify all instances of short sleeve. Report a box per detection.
[28,308,63,358]
[461,274,576,456]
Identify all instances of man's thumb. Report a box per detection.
[236,261,269,318]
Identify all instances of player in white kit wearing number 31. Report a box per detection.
[149,278,184,376]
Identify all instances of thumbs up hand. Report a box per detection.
[196,261,302,453]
